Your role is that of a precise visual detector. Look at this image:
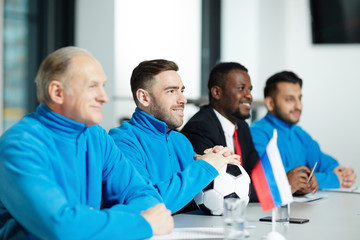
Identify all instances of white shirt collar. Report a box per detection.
[213,108,236,151]
[213,108,236,134]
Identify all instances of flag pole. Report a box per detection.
[263,207,286,240]
[251,129,292,240]
[272,208,276,233]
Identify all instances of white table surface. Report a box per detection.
[173,191,360,240]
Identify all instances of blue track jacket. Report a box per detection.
[250,113,340,189]
[0,104,163,239]
[109,108,219,214]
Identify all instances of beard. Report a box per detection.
[232,108,251,120]
[148,101,184,131]
[273,108,301,124]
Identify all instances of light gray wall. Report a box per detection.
[222,0,360,176]
[75,0,116,131]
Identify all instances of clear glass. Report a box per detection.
[274,203,290,236]
[275,203,290,224]
[223,198,247,240]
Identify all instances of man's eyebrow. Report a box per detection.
[164,86,183,90]
[90,80,107,84]
[238,83,252,88]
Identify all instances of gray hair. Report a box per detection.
[35,46,91,104]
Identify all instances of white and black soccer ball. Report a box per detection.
[194,164,251,215]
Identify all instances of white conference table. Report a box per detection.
[173,191,360,240]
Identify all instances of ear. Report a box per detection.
[210,86,222,101]
[264,96,275,112]
[48,80,65,104]
[136,88,151,107]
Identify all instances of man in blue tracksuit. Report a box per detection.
[250,71,356,193]
[109,59,240,214]
[0,47,173,239]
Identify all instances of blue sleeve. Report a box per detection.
[0,130,158,240]
[101,133,164,212]
[303,133,340,189]
[157,133,218,213]
[154,159,218,213]
[109,128,218,214]
[251,120,340,189]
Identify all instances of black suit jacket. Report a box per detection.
[181,105,259,202]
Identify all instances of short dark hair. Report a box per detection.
[264,71,302,98]
[208,62,248,101]
[130,59,179,105]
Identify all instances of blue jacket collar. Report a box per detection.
[131,108,169,135]
[265,112,295,130]
[36,104,88,138]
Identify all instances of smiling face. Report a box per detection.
[60,54,109,126]
[147,70,187,130]
[267,82,302,124]
[213,69,253,123]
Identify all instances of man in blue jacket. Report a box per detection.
[109,59,241,214]
[0,47,173,239]
[250,71,356,192]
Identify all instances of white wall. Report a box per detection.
[222,0,360,176]
[284,0,360,175]
[76,0,202,129]
[221,0,260,99]
[114,0,202,125]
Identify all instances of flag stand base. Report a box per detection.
[262,208,286,240]
[263,231,286,240]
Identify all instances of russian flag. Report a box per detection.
[251,129,293,212]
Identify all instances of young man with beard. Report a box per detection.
[250,71,356,192]
[181,62,259,202]
[0,47,173,239]
[109,59,240,214]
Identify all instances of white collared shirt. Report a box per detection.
[213,108,236,153]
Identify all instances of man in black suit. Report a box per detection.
[181,62,259,202]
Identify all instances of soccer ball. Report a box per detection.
[194,164,251,215]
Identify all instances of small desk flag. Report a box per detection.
[251,129,293,212]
